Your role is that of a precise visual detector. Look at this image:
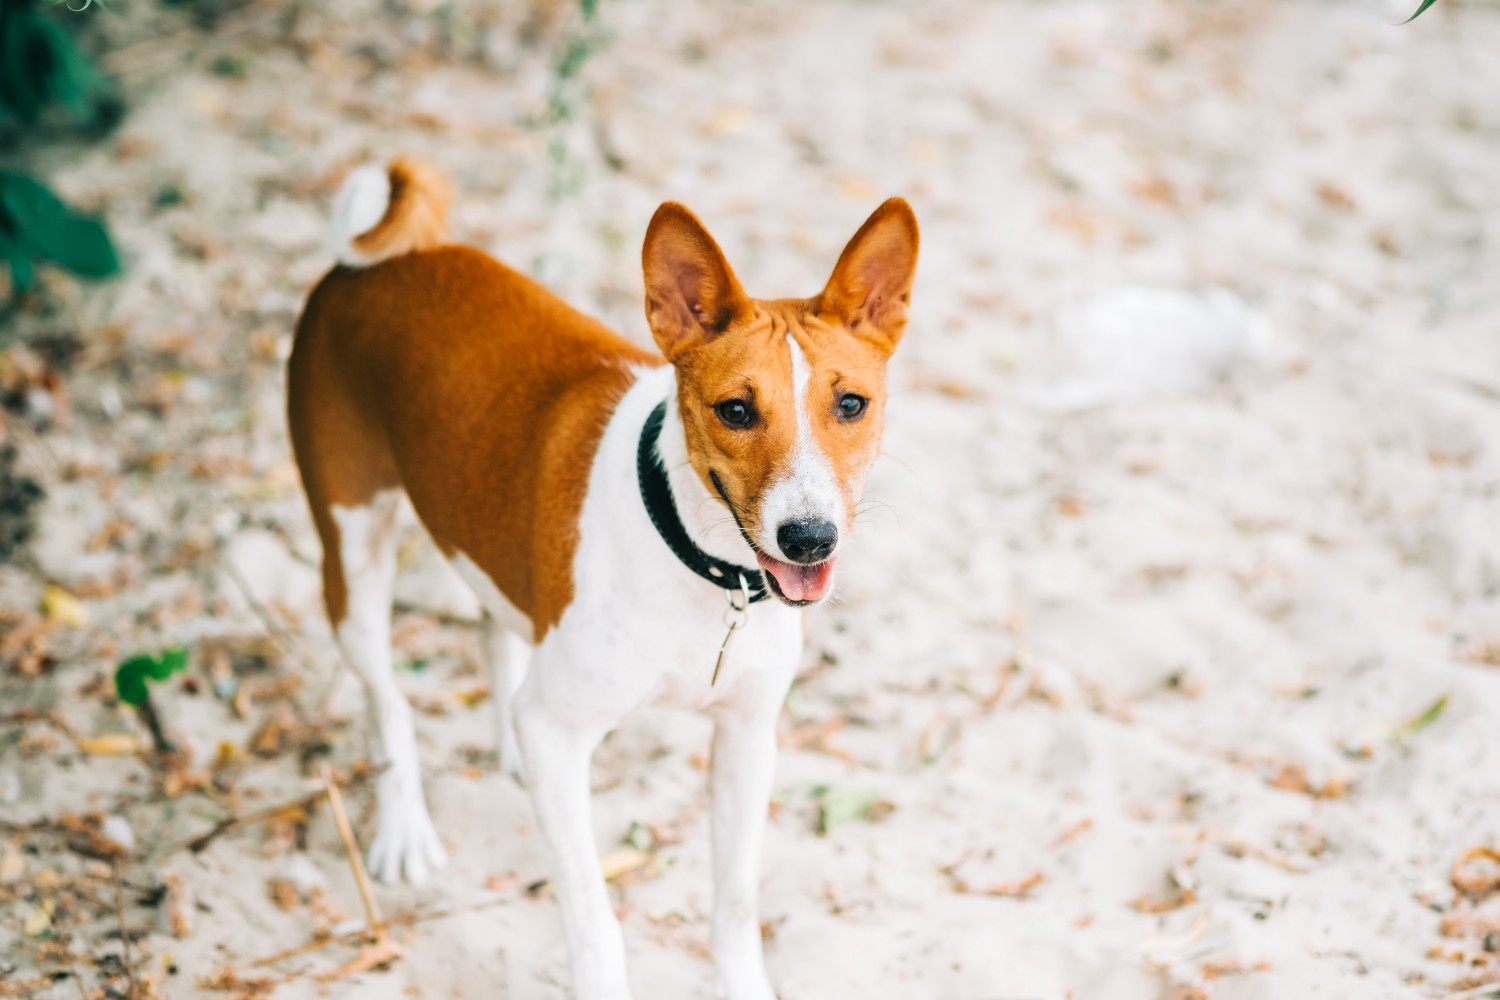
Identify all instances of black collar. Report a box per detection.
[637,400,770,604]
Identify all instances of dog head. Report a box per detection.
[643,199,919,606]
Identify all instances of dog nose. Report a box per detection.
[776,519,838,564]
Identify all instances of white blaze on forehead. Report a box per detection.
[758,334,845,557]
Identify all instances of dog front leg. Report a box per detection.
[516,709,633,1000]
[709,708,780,1000]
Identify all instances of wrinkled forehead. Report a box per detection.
[686,307,889,394]
[687,319,793,394]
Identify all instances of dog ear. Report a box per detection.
[819,198,919,352]
[642,203,751,361]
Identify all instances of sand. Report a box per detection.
[2,0,1499,997]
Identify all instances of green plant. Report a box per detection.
[1402,0,1437,21]
[0,171,117,291]
[114,646,188,706]
[0,0,120,295]
[538,0,607,200]
[115,647,187,752]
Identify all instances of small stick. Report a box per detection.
[155,767,379,857]
[1443,985,1500,1000]
[158,788,326,857]
[320,763,385,945]
[113,866,139,1000]
[254,895,513,968]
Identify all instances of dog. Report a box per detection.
[287,157,918,999]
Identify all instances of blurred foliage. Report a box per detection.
[0,0,120,296]
[0,442,44,558]
[539,0,607,199]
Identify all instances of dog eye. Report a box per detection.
[837,393,867,421]
[715,399,754,428]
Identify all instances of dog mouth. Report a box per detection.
[754,550,837,605]
[706,470,839,605]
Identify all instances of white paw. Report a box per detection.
[366,802,448,885]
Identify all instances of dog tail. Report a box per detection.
[330,157,450,267]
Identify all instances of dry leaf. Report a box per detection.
[0,845,24,883]
[76,733,146,756]
[162,870,194,937]
[315,938,404,982]
[267,878,299,910]
[41,584,87,627]
[599,847,652,882]
[1453,847,1500,902]
[978,871,1045,897]
[1130,887,1198,913]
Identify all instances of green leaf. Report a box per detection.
[147,646,188,680]
[0,230,33,292]
[0,172,120,281]
[0,15,48,124]
[579,0,598,20]
[815,786,891,834]
[1388,695,1448,741]
[621,821,656,852]
[113,648,189,706]
[114,656,154,706]
[1400,0,1438,23]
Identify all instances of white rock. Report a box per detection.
[101,815,135,853]
[1024,287,1272,413]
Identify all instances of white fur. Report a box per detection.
[330,493,448,884]
[447,552,531,781]
[344,367,800,998]
[757,334,845,558]
[516,367,798,999]
[330,164,391,267]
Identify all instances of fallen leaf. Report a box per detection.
[1388,695,1448,741]
[76,733,146,756]
[978,871,1045,898]
[599,847,652,882]
[41,584,87,627]
[815,786,893,834]
[1453,846,1500,902]
[0,846,23,883]
[162,870,194,937]
[22,898,54,937]
[316,939,404,982]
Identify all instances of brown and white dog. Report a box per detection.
[288,158,918,999]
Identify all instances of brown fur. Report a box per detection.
[289,243,657,639]
[290,164,916,641]
[350,158,451,261]
[641,199,919,544]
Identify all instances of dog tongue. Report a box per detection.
[755,552,837,603]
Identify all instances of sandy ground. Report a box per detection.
[4,0,1500,997]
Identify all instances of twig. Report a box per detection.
[155,766,379,857]
[156,788,325,857]
[315,764,404,981]
[1443,983,1500,1000]
[320,763,385,945]
[253,895,513,968]
[113,866,138,1000]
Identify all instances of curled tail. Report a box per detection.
[330,157,449,267]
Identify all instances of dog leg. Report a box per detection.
[331,493,447,885]
[483,616,530,782]
[709,707,781,1000]
[516,705,633,999]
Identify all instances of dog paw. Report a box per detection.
[366,804,448,885]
